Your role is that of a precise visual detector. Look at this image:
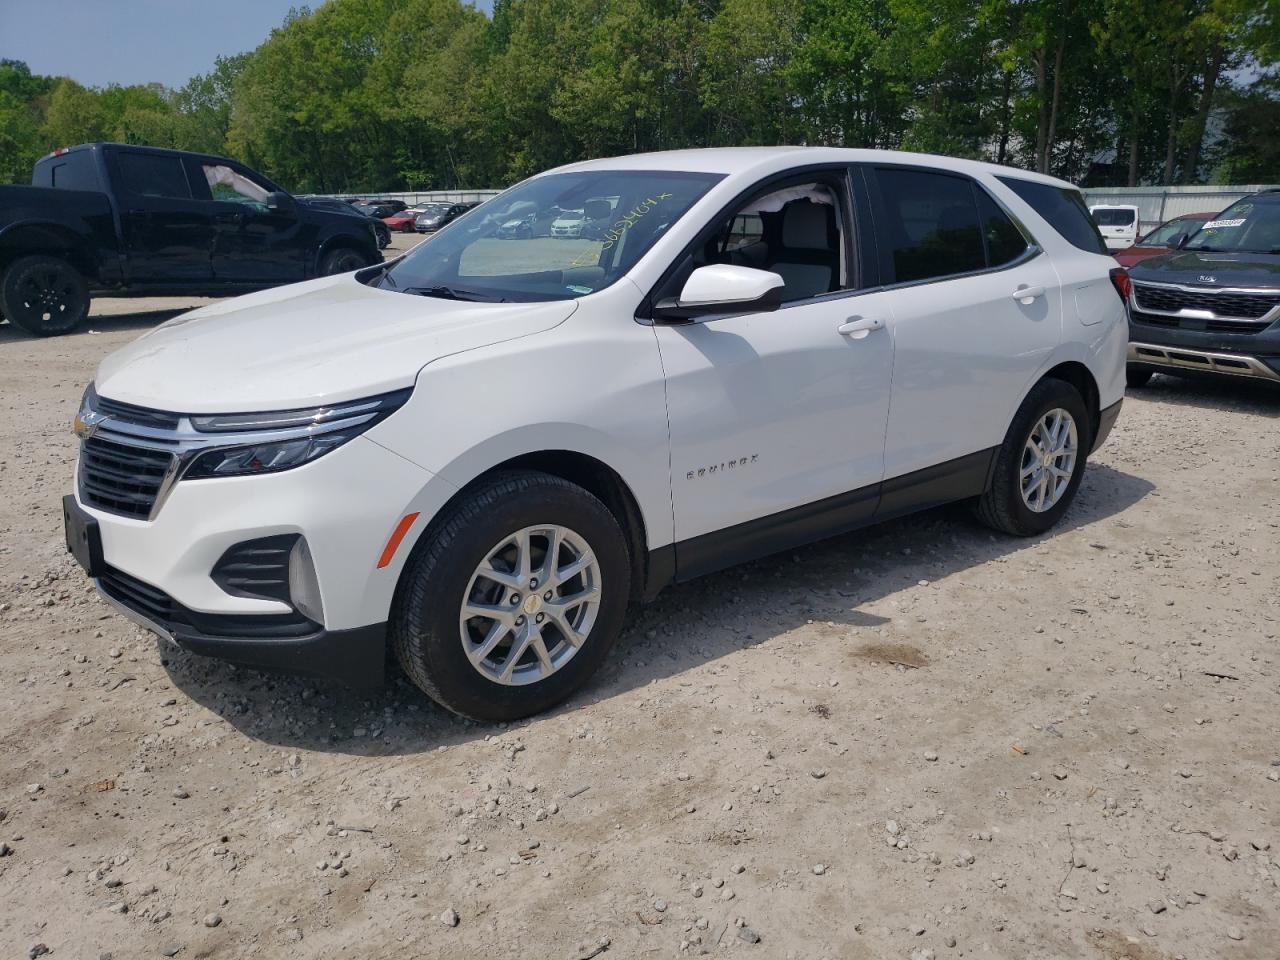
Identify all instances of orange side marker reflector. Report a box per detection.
[377,512,420,569]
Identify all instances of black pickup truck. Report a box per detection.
[0,143,382,336]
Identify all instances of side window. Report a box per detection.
[997,177,1107,255]
[203,164,272,210]
[117,153,191,199]
[874,168,985,283]
[976,189,1029,267]
[724,213,763,252]
[699,182,847,303]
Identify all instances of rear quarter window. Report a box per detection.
[997,177,1107,255]
[33,151,101,191]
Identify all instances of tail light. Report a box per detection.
[1109,267,1132,302]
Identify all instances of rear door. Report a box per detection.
[110,150,214,283]
[863,164,1063,483]
[190,159,308,283]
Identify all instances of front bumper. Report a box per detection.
[1128,314,1280,383]
[70,434,457,683]
[96,561,387,686]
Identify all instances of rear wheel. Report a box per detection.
[391,471,631,722]
[320,246,371,275]
[1126,364,1154,388]
[1,254,90,336]
[973,378,1091,537]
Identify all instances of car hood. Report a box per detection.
[94,273,577,413]
[1129,250,1280,288]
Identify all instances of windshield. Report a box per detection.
[1185,198,1280,254]
[380,169,723,301]
[1143,218,1205,246]
[1092,208,1135,227]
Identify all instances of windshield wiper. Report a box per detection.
[402,285,507,303]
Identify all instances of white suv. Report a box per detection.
[65,148,1128,721]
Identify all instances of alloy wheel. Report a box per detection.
[459,524,601,686]
[1019,408,1078,512]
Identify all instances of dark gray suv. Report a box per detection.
[1126,189,1280,388]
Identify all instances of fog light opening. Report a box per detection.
[288,537,325,625]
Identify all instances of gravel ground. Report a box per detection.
[2,260,1278,958]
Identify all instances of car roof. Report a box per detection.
[549,146,1080,191]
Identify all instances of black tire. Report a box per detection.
[1,254,90,336]
[972,378,1092,537]
[390,470,631,722]
[1126,364,1155,388]
[319,246,371,276]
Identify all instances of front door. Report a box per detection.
[194,160,307,283]
[652,173,893,578]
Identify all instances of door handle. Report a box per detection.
[214,212,245,224]
[1012,284,1045,304]
[837,316,885,339]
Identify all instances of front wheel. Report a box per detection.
[1,254,90,336]
[973,378,1091,537]
[1126,364,1154,388]
[319,246,371,275]
[391,471,631,722]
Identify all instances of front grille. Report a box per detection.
[211,536,297,604]
[79,436,173,518]
[1131,309,1270,336]
[99,565,318,639]
[94,395,182,430]
[1133,284,1280,320]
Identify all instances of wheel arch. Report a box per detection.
[1039,360,1101,447]
[0,222,98,278]
[314,229,378,274]
[398,449,660,610]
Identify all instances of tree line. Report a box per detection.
[1,0,1276,193]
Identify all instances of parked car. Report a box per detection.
[1112,212,1218,268]
[495,212,535,239]
[348,203,393,248]
[1089,204,1140,250]
[382,210,419,233]
[416,202,479,233]
[367,198,408,213]
[1125,189,1280,388]
[0,143,382,336]
[63,148,1125,721]
[301,195,391,249]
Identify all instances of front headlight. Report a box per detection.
[182,389,410,480]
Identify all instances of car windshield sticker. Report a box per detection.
[601,193,673,250]
[1203,218,1246,230]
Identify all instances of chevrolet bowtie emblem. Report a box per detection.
[73,409,109,439]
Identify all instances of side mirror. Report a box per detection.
[652,264,785,322]
[266,190,297,216]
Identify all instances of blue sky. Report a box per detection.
[0,0,492,89]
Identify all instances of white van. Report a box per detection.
[1089,204,1140,249]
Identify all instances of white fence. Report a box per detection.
[1081,185,1277,234]
[330,189,503,205]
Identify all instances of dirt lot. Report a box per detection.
[2,256,1278,959]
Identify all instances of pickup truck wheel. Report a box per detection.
[391,471,630,722]
[1,255,89,336]
[1126,365,1154,388]
[320,247,370,276]
[972,378,1091,537]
